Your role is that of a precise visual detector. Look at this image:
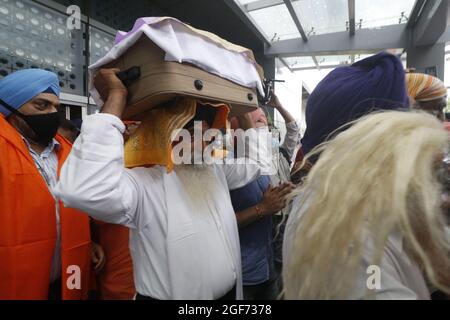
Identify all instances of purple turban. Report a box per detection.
[301,52,409,155]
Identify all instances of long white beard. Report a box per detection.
[174,164,220,210]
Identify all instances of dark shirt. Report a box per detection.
[230,175,274,285]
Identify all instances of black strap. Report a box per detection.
[0,98,21,116]
[136,284,236,301]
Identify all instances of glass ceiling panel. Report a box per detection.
[355,0,416,29]
[236,0,262,5]
[316,55,352,66]
[293,0,348,36]
[354,53,373,62]
[284,56,316,68]
[236,0,417,43]
[249,4,301,41]
[283,53,395,70]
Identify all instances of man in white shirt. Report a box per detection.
[54,68,271,300]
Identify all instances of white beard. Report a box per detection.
[174,164,220,211]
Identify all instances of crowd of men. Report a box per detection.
[0,50,449,300]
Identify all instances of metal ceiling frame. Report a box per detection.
[348,0,355,36]
[282,0,321,69]
[224,0,294,72]
[291,54,408,71]
[292,63,348,71]
[224,0,272,46]
[407,0,428,28]
[230,0,432,72]
[283,0,307,42]
[278,57,292,70]
[244,0,288,12]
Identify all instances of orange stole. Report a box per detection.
[0,115,91,300]
[94,221,135,300]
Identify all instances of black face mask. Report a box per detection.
[20,112,60,145]
[0,98,60,145]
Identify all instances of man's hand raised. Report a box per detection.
[260,182,295,215]
[266,90,281,109]
[94,68,128,119]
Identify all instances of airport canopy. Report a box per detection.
[228,0,449,71]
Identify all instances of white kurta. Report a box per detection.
[283,195,431,300]
[53,113,271,300]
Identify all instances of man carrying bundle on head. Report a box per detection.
[54,17,271,300]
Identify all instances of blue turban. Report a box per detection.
[301,52,409,155]
[0,69,60,116]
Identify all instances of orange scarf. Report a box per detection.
[0,115,91,300]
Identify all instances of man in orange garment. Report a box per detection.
[92,222,136,300]
[0,69,91,300]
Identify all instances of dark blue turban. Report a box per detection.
[301,52,409,155]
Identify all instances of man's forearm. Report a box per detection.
[100,89,127,118]
[235,203,271,228]
[275,103,295,124]
[281,121,300,158]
